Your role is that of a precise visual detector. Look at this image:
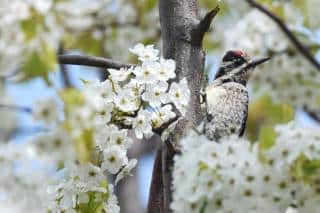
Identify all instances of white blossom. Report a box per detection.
[132,62,158,84]
[108,67,133,82]
[172,122,320,213]
[142,81,169,107]
[114,88,139,112]
[33,128,75,163]
[132,109,153,139]
[109,128,133,150]
[151,104,176,128]
[30,0,53,14]
[168,78,190,115]
[103,185,120,213]
[93,102,114,126]
[33,98,60,125]
[129,43,159,62]
[101,146,128,174]
[47,164,107,212]
[155,57,176,81]
[115,159,138,185]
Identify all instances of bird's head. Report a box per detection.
[214,50,270,85]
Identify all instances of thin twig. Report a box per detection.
[58,45,73,88]
[0,67,21,80]
[58,54,134,69]
[304,108,320,123]
[0,104,32,113]
[246,0,320,71]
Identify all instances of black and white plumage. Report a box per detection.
[204,50,270,141]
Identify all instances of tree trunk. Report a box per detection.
[147,1,219,212]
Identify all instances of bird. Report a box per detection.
[204,50,270,141]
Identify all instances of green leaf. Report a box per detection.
[305,0,320,29]
[302,159,320,176]
[199,0,227,16]
[22,45,57,83]
[247,95,294,141]
[59,88,84,107]
[199,201,208,213]
[75,129,94,163]
[203,35,220,51]
[20,19,38,41]
[259,126,277,150]
[75,33,104,56]
[291,154,320,181]
[143,0,157,11]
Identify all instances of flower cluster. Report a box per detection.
[32,97,60,125]
[0,0,160,78]
[35,44,189,212]
[71,43,188,177]
[0,142,54,212]
[47,163,119,213]
[171,122,320,213]
[222,9,320,110]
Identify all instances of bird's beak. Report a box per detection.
[246,57,271,69]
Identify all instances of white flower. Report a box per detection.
[129,43,159,62]
[133,63,158,84]
[171,122,320,213]
[101,146,128,174]
[33,98,60,125]
[115,159,138,185]
[83,79,115,110]
[9,2,30,21]
[103,185,120,213]
[93,102,114,126]
[30,0,52,14]
[142,81,169,107]
[155,57,176,81]
[168,78,190,115]
[132,109,153,139]
[109,128,133,150]
[47,163,107,212]
[108,67,133,82]
[151,104,176,128]
[123,79,144,97]
[100,79,117,101]
[96,124,130,149]
[33,128,75,163]
[69,106,93,130]
[78,164,106,190]
[114,88,139,112]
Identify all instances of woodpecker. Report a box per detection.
[204,50,270,141]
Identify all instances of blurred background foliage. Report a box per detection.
[0,0,320,212]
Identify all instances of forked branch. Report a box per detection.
[246,0,320,71]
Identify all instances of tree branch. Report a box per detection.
[147,143,165,213]
[58,45,73,88]
[147,1,219,212]
[194,6,220,44]
[305,108,320,123]
[246,0,320,71]
[0,104,32,113]
[58,54,134,69]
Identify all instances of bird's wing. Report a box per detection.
[239,90,249,136]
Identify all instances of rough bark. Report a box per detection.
[147,1,219,212]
